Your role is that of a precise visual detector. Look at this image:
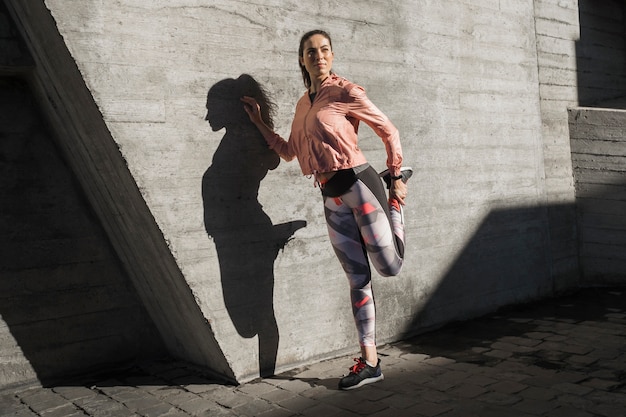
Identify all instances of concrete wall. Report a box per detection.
[569,105,626,284]
[3,0,237,386]
[534,0,581,291]
[1,4,166,387]
[3,0,605,384]
[0,78,166,388]
[576,1,626,106]
[567,0,626,285]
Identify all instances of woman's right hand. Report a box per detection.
[241,96,263,125]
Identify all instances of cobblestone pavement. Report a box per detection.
[2,287,626,417]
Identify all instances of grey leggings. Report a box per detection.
[323,166,405,347]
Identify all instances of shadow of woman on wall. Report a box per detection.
[203,74,306,377]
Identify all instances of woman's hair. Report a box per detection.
[298,29,333,89]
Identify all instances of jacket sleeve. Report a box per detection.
[263,132,297,162]
[345,84,403,177]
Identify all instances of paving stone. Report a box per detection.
[352,386,394,401]
[298,385,336,401]
[424,357,456,367]
[446,362,481,373]
[175,397,223,415]
[594,404,626,417]
[586,390,626,407]
[544,335,569,342]
[484,349,513,359]
[405,400,453,417]
[566,354,598,366]
[155,412,190,417]
[52,387,98,401]
[0,392,29,414]
[123,394,171,412]
[555,393,595,410]
[477,391,522,406]
[20,390,69,414]
[255,407,296,417]
[237,381,278,396]
[73,394,135,417]
[598,357,626,372]
[511,398,559,415]
[519,386,558,401]
[183,384,217,395]
[149,386,189,401]
[252,388,293,407]
[208,388,256,409]
[490,380,528,394]
[494,370,533,383]
[491,341,538,354]
[161,390,198,406]
[537,341,594,355]
[263,378,311,394]
[141,403,179,417]
[231,397,276,417]
[464,375,498,387]
[379,393,421,409]
[525,331,553,340]
[546,405,595,417]
[448,383,488,399]
[299,402,348,417]
[580,378,621,391]
[499,336,543,348]
[99,386,148,403]
[277,394,318,412]
[370,406,419,417]
[424,375,462,392]
[552,382,594,396]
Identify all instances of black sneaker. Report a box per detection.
[379,167,413,189]
[338,357,384,390]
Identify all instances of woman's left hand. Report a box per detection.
[390,179,407,205]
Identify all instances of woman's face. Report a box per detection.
[300,34,334,81]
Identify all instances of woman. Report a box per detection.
[241,29,411,390]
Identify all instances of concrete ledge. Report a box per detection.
[569,105,626,285]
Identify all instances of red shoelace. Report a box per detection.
[348,358,367,374]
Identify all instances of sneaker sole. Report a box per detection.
[379,167,413,182]
[339,373,384,390]
[379,167,413,189]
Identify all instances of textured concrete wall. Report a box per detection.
[1,4,166,388]
[534,0,581,291]
[533,0,626,290]
[569,106,626,284]
[567,0,626,285]
[0,79,166,388]
[3,0,595,383]
[3,0,237,385]
[576,0,626,105]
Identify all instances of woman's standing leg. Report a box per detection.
[324,195,377,350]
[324,170,405,389]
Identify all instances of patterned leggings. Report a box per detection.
[323,166,405,347]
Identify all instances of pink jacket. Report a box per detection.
[263,74,403,178]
